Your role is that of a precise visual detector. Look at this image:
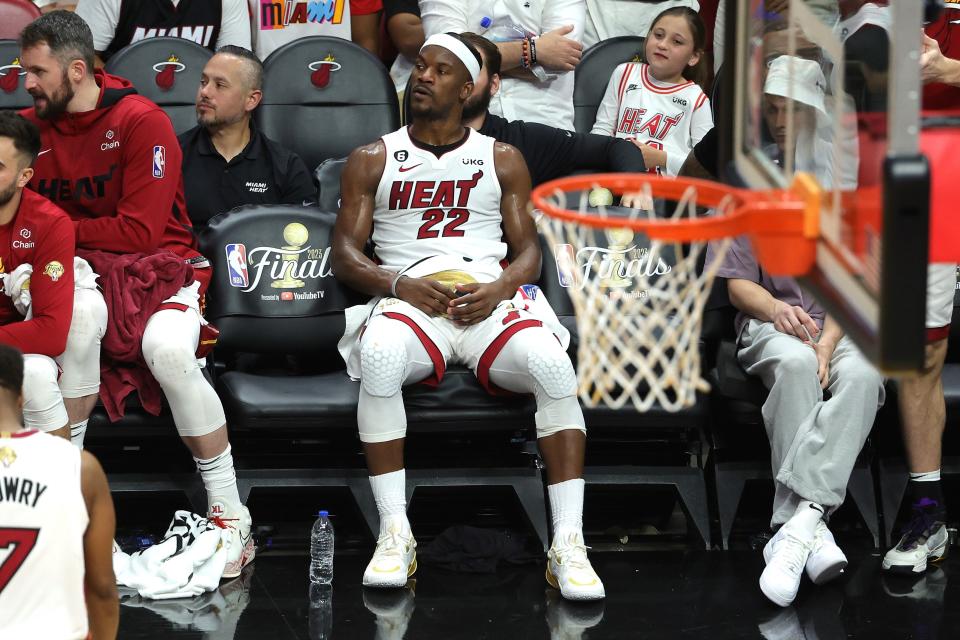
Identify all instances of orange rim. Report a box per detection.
[530,173,820,276]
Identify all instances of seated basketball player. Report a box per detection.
[19,11,253,577]
[0,344,118,639]
[0,111,76,442]
[333,33,605,601]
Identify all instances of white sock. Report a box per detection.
[548,478,585,539]
[369,469,408,535]
[790,500,824,534]
[69,420,88,450]
[909,469,941,482]
[194,444,242,515]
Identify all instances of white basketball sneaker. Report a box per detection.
[546,531,605,601]
[363,521,417,588]
[804,520,847,585]
[760,524,814,607]
[209,502,255,579]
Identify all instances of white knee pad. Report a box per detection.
[57,287,108,398]
[528,343,585,438]
[21,355,68,432]
[528,347,577,399]
[142,310,225,438]
[360,336,408,398]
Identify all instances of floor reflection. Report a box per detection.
[114,548,958,639]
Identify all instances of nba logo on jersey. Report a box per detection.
[225,243,249,288]
[152,145,165,178]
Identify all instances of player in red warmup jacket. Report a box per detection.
[18,10,254,579]
[0,111,75,441]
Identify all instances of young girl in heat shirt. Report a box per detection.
[591,7,713,176]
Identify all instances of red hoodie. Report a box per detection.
[20,70,201,264]
[0,189,76,357]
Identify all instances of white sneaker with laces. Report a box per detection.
[546,531,605,601]
[363,523,417,588]
[209,502,255,579]
[760,525,813,607]
[803,520,847,585]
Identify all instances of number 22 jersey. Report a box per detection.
[373,127,507,282]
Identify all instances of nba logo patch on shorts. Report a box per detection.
[152,145,165,178]
[225,243,249,288]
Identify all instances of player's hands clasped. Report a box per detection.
[536,25,583,72]
[447,282,512,326]
[771,300,820,341]
[393,276,455,317]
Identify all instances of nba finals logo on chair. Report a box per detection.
[223,223,333,301]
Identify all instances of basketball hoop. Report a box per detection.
[531,173,819,413]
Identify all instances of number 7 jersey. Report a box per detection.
[373,127,507,282]
[0,429,88,639]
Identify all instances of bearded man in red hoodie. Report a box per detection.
[18,10,253,579]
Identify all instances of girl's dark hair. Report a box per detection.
[648,7,709,90]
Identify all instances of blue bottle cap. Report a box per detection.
[318,510,329,517]
[480,16,492,28]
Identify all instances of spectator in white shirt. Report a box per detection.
[75,0,251,65]
[583,0,699,49]
[420,0,585,131]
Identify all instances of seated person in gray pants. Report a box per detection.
[706,236,884,607]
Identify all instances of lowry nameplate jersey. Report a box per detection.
[0,430,89,640]
[592,63,712,176]
[373,127,506,282]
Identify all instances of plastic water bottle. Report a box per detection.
[309,510,334,585]
[478,16,551,81]
[479,15,531,42]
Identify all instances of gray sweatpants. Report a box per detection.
[738,320,885,527]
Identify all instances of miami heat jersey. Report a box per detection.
[0,430,89,639]
[373,127,506,281]
[591,63,713,176]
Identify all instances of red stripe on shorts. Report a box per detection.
[927,325,951,343]
[475,319,543,395]
[383,311,446,386]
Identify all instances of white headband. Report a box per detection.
[420,33,481,83]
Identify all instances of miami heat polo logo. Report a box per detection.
[0,57,24,94]
[309,53,341,88]
[153,54,185,91]
[225,223,333,300]
[259,0,347,30]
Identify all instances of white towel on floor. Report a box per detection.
[114,511,231,600]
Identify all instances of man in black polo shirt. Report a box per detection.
[179,45,316,228]
[458,33,646,185]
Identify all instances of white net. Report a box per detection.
[536,180,738,413]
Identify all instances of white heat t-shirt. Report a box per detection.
[0,430,89,640]
[591,62,712,176]
[374,127,506,282]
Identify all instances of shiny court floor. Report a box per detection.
[115,545,958,639]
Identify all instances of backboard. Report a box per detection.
[722,0,944,372]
